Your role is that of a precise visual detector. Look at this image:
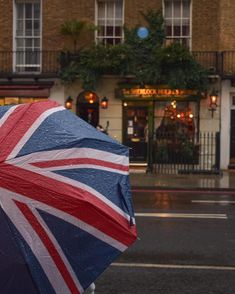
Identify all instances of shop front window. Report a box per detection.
[0,97,47,106]
[154,100,199,163]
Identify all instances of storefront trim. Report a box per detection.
[115,86,200,101]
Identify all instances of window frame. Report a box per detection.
[95,0,124,46]
[163,0,192,49]
[13,0,42,73]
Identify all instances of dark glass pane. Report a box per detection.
[16,4,24,19]
[106,26,113,36]
[182,25,189,36]
[114,38,121,44]
[34,3,40,19]
[115,26,121,36]
[25,3,32,19]
[173,26,180,36]
[164,1,172,18]
[166,25,172,36]
[106,38,114,45]
[183,0,190,17]
[173,1,181,18]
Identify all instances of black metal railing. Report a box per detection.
[0,50,235,78]
[0,50,61,76]
[192,51,221,74]
[152,132,220,174]
[221,51,235,76]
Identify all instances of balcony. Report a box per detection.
[0,50,235,80]
[0,51,61,79]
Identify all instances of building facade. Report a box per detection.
[0,0,235,171]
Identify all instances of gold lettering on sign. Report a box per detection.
[121,88,196,98]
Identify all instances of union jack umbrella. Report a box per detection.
[0,100,137,293]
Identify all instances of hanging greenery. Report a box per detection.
[59,10,209,91]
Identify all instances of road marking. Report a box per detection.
[112,262,235,271]
[192,200,235,204]
[135,212,227,219]
[132,189,235,194]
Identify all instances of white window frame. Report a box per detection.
[13,0,42,73]
[163,0,192,49]
[95,0,124,46]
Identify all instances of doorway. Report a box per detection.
[123,102,149,162]
[76,91,99,127]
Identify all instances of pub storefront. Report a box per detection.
[118,86,213,173]
[0,84,52,106]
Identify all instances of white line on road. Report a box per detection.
[135,212,227,219]
[112,262,235,271]
[192,200,235,204]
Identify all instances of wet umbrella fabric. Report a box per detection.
[0,100,137,293]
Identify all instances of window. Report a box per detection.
[163,0,191,48]
[14,0,41,72]
[96,0,124,46]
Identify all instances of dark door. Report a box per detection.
[123,105,148,162]
[230,109,235,162]
[77,103,99,127]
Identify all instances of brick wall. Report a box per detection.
[42,0,95,51]
[192,0,220,51]
[219,0,235,51]
[124,0,162,28]
[0,0,235,52]
[0,0,13,50]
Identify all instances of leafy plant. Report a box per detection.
[60,19,96,52]
[58,9,208,91]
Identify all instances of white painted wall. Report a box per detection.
[50,76,232,171]
[220,79,235,169]
[49,79,65,106]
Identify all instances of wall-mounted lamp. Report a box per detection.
[208,89,218,118]
[65,96,73,109]
[101,96,109,109]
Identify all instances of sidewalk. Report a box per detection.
[130,169,235,191]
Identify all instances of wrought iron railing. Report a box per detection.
[0,50,235,77]
[152,132,220,174]
[0,51,61,76]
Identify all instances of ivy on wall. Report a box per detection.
[59,10,208,91]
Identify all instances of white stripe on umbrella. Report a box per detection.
[0,187,128,252]
[9,147,129,171]
[0,192,81,294]
[0,105,20,127]
[9,154,135,226]
[7,106,65,160]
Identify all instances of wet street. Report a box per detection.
[95,189,235,294]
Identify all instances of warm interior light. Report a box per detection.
[84,92,96,104]
[189,113,194,119]
[65,96,73,109]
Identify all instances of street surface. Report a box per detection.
[94,189,235,294]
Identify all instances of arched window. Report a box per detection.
[76,91,99,127]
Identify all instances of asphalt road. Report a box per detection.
[94,189,235,294]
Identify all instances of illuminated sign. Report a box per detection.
[121,88,197,98]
